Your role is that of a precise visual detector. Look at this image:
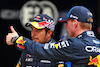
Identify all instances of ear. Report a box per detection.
[47,30,53,38]
[74,19,78,28]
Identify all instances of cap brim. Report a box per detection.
[25,22,43,29]
[58,17,69,22]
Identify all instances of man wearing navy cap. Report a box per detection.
[6,6,100,67]
[6,14,64,67]
[58,6,93,37]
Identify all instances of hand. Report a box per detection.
[6,26,19,45]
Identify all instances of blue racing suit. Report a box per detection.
[14,31,100,67]
[16,38,64,67]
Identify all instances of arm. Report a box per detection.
[14,36,73,61]
[6,26,73,61]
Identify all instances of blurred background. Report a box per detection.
[0,0,100,67]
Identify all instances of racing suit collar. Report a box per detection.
[48,38,56,43]
[76,30,95,39]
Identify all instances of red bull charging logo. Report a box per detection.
[88,55,100,67]
[38,17,51,28]
[16,36,26,45]
[38,21,50,27]
[16,36,26,49]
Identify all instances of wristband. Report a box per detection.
[11,36,18,43]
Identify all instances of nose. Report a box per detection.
[31,30,37,36]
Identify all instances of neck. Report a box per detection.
[46,37,51,43]
[74,29,90,37]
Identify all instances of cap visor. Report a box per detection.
[25,22,32,27]
[58,17,69,22]
[31,21,43,29]
[25,22,43,29]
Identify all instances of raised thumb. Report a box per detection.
[10,26,16,33]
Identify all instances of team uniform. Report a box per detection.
[14,30,100,67]
[16,38,64,67]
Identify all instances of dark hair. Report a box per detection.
[45,27,55,38]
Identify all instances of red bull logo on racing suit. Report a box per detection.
[88,55,100,67]
[16,36,26,49]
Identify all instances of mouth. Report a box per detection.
[32,38,39,42]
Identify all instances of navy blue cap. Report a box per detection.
[58,6,93,23]
[33,14,54,22]
[25,14,55,31]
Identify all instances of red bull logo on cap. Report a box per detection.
[38,21,50,27]
[38,17,51,28]
[88,55,100,67]
[35,16,40,19]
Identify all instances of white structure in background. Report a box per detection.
[19,0,59,31]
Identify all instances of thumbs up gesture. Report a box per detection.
[6,26,19,45]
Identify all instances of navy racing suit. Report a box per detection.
[14,31,100,67]
[16,38,64,67]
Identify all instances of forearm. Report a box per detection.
[13,36,72,61]
[13,36,54,58]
